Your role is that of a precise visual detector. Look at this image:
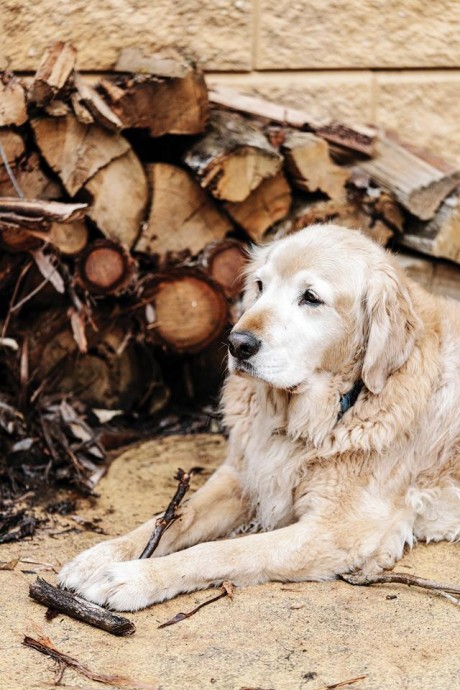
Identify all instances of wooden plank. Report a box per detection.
[208,85,376,156]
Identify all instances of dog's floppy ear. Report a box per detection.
[362,261,421,394]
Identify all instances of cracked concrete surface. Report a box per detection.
[1,434,459,690]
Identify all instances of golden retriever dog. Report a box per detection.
[59,224,460,611]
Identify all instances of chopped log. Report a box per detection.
[73,74,122,131]
[46,221,89,256]
[291,198,343,230]
[0,150,62,200]
[84,149,148,248]
[224,172,292,241]
[0,227,42,253]
[29,41,77,107]
[0,73,27,126]
[292,198,393,246]
[75,239,137,295]
[70,91,94,125]
[201,239,247,300]
[99,49,209,136]
[398,193,460,262]
[0,130,25,187]
[184,110,283,202]
[397,252,460,302]
[208,85,376,157]
[282,131,349,202]
[0,252,24,291]
[135,163,232,256]
[31,114,130,195]
[44,99,71,118]
[30,578,135,636]
[374,192,405,233]
[357,137,460,221]
[0,198,87,232]
[36,317,166,411]
[386,130,458,176]
[139,270,228,353]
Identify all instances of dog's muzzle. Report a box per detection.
[228,330,261,361]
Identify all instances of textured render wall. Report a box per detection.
[1,0,460,163]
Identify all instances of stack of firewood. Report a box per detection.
[1,40,460,424]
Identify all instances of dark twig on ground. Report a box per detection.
[138,466,201,559]
[158,581,234,629]
[23,633,158,688]
[29,577,136,635]
[341,571,460,605]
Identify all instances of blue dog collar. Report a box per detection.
[338,380,364,420]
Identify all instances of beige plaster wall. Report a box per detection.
[1,0,460,162]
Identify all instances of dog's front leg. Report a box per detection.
[58,464,249,593]
[77,519,348,611]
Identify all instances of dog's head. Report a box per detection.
[228,224,421,394]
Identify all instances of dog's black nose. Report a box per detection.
[228,331,261,360]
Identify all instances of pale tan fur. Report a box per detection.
[59,224,460,611]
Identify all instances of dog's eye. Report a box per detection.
[255,280,263,294]
[300,289,323,306]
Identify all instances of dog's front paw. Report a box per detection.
[78,560,168,611]
[58,537,138,593]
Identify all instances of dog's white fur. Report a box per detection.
[59,224,460,611]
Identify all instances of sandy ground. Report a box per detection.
[1,433,459,690]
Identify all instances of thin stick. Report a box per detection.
[138,467,197,559]
[0,142,24,198]
[23,634,158,688]
[10,276,50,313]
[158,582,234,629]
[341,571,460,604]
[316,675,367,690]
[1,259,33,338]
[30,578,136,636]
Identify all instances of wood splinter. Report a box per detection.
[29,577,136,635]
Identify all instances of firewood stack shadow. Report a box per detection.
[1,40,460,497]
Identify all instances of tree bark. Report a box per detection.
[99,48,209,137]
[29,578,135,636]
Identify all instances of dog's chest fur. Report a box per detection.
[225,378,312,530]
